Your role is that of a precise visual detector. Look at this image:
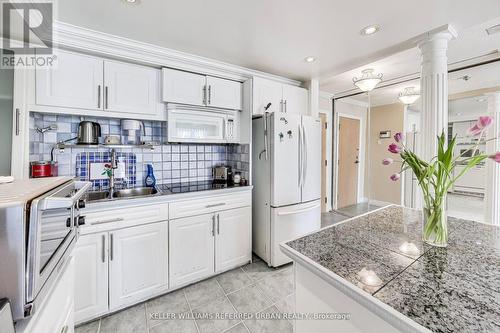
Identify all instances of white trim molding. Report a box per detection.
[51,21,302,86]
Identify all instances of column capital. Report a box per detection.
[415,24,458,48]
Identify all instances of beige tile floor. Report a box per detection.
[75,255,294,333]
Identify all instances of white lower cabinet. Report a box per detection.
[109,222,168,310]
[215,207,252,273]
[169,213,215,288]
[74,221,168,323]
[169,206,251,288]
[74,233,108,323]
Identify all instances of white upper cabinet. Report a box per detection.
[162,68,242,110]
[215,207,252,273]
[206,76,242,110]
[252,77,283,115]
[36,50,103,110]
[34,49,164,120]
[74,233,108,324]
[104,60,160,116]
[282,84,308,115]
[252,77,309,116]
[169,213,215,288]
[162,68,206,107]
[109,222,168,310]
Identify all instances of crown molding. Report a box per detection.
[336,97,369,108]
[51,21,302,86]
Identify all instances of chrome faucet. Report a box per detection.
[108,149,118,199]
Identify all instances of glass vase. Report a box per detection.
[422,200,448,247]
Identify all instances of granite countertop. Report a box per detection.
[282,205,500,333]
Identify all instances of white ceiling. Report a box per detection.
[55,0,500,82]
[344,60,500,111]
[321,16,500,95]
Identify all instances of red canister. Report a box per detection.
[30,161,58,178]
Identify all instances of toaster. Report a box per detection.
[213,166,232,184]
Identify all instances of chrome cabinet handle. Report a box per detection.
[97,85,101,108]
[15,108,20,135]
[284,100,287,113]
[110,233,114,261]
[101,234,105,263]
[203,85,207,105]
[208,85,212,105]
[280,99,283,113]
[217,214,220,235]
[211,215,215,236]
[206,203,226,208]
[93,217,124,225]
[105,86,109,109]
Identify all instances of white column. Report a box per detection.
[485,92,500,225]
[417,30,456,160]
[308,79,319,118]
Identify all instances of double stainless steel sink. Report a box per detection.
[85,187,160,202]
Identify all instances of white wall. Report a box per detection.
[319,92,333,211]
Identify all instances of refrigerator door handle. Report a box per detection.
[277,203,321,216]
[298,124,302,187]
[303,123,308,185]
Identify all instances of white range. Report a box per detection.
[252,111,321,267]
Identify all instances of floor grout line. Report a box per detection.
[183,288,201,333]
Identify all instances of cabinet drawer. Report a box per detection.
[82,203,169,233]
[169,191,251,219]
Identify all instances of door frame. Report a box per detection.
[334,112,365,209]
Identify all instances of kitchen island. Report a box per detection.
[280,205,500,333]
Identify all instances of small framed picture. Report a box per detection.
[379,130,391,139]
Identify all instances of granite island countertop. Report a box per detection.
[280,205,500,333]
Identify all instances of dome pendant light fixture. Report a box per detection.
[352,69,383,92]
[398,87,420,105]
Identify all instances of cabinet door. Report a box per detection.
[74,233,108,324]
[104,60,160,116]
[36,50,103,110]
[206,76,242,110]
[162,68,206,106]
[252,77,283,115]
[169,214,215,288]
[282,84,308,115]
[215,207,252,272]
[109,222,168,310]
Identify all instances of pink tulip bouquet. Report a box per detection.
[383,116,499,247]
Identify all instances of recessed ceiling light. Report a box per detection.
[360,25,380,36]
[304,56,316,63]
[123,0,139,4]
[486,23,500,35]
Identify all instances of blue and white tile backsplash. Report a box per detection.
[29,112,249,188]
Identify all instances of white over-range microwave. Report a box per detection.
[167,104,240,143]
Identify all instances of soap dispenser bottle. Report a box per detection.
[145,164,156,187]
